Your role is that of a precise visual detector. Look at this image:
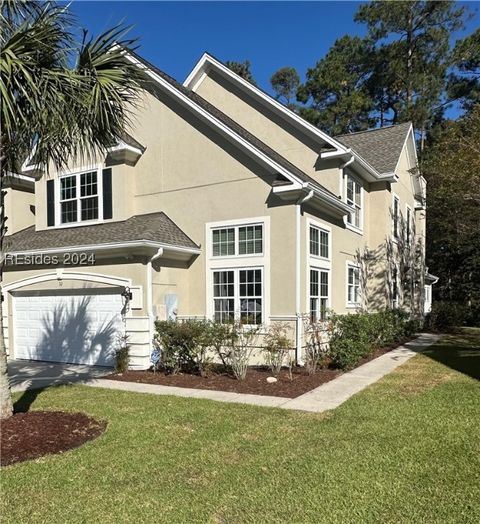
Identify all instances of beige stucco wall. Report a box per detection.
[5,188,35,235]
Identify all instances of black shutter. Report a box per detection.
[46,179,55,226]
[102,168,113,220]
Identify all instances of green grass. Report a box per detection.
[2,329,480,524]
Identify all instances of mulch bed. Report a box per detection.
[107,337,414,398]
[1,411,107,467]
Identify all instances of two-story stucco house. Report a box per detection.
[3,50,431,370]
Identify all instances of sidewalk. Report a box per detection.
[84,333,442,413]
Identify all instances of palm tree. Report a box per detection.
[0,1,145,419]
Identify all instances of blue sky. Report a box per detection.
[70,1,479,108]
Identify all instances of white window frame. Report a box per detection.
[212,267,264,326]
[210,222,264,259]
[206,216,270,325]
[52,164,107,229]
[309,223,330,261]
[405,204,413,245]
[392,193,400,241]
[309,266,330,322]
[346,261,361,309]
[343,171,364,234]
[391,264,399,309]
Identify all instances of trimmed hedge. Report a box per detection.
[329,310,419,370]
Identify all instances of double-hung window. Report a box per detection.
[213,268,263,325]
[347,264,361,307]
[392,195,400,240]
[310,269,329,321]
[310,225,329,259]
[57,169,106,226]
[345,174,362,229]
[406,206,412,245]
[212,224,263,257]
[391,267,399,309]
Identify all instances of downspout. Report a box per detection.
[295,189,314,364]
[147,248,164,351]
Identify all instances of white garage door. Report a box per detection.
[13,290,125,366]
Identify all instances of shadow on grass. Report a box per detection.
[13,387,50,413]
[421,328,480,381]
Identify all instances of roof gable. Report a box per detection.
[336,123,413,175]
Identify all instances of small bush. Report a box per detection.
[426,301,468,332]
[303,316,331,374]
[328,309,415,370]
[224,321,261,380]
[114,336,130,373]
[263,322,292,375]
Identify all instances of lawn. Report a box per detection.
[2,329,479,524]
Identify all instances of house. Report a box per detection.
[2,50,430,370]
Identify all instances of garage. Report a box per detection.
[13,289,125,367]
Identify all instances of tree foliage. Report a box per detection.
[422,105,480,316]
[296,36,375,135]
[270,66,300,108]
[225,60,256,85]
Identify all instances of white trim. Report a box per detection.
[307,266,331,322]
[7,240,201,258]
[342,170,364,234]
[3,271,131,293]
[107,141,143,156]
[123,52,308,192]
[306,217,332,269]
[405,203,413,245]
[205,217,270,326]
[391,192,400,242]
[184,53,349,155]
[345,261,361,309]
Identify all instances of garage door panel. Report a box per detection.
[13,292,124,366]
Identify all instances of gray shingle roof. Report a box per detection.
[131,51,341,201]
[336,122,412,174]
[6,212,199,253]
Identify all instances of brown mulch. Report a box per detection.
[107,337,415,398]
[1,411,107,467]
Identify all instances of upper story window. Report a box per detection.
[47,167,112,228]
[406,206,412,245]
[212,224,263,257]
[60,171,99,224]
[392,195,400,240]
[345,174,362,230]
[310,225,329,259]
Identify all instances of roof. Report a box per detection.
[6,212,199,253]
[336,123,412,174]
[117,130,145,152]
[130,50,342,201]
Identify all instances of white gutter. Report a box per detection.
[295,189,314,364]
[147,248,164,353]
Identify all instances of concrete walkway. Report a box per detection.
[83,333,442,413]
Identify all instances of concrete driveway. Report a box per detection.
[8,360,112,392]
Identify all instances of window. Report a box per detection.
[345,175,362,229]
[406,206,412,245]
[212,224,263,257]
[212,268,263,325]
[347,265,361,306]
[392,195,400,239]
[59,170,99,225]
[310,225,329,258]
[310,268,329,321]
[391,267,398,308]
[212,228,235,256]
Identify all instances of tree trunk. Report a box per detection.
[0,172,13,419]
[0,293,13,419]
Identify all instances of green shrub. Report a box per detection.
[426,301,468,332]
[328,309,415,370]
[155,319,212,375]
[263,322,292,375]
[114,335,130,373]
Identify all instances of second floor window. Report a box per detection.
[392,195,400,239]
[347,264,361,306]
[346,175,362,229]
[212,224,263,257]
[60,171,99,224]
[406,206,412,245]
[310,225,329,258]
